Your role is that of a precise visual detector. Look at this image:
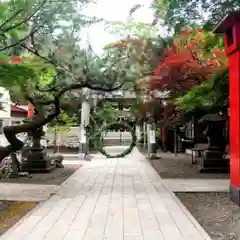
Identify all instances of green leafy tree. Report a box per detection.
[176,68,229,112]
[49,109,79,152]
[91,103,118,126]
[140,28,227,127]
[103,20,166,124]
[152,0,240,34]
[0,0,134,163]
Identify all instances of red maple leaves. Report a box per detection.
[0,56,22,64]
[138,28,228,126]
[150,29,227,96]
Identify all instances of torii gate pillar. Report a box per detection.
[214,11,240,205]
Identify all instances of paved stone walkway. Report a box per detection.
[0,147,211,240]
[162,179,229,192]
[0,183,59,202]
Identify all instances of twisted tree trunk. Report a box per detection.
[0,98,60,162]
[0,80,123,163]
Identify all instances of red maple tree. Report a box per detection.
[139,28,227,129]
[149,29,227,96]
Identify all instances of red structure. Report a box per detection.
[214,11,240,205]
[27,103,34,117]
[11,104,28,117]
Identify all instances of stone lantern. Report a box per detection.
[21,121,53,173]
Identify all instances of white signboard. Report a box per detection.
[80,128,86,144]
[149,130,156,144]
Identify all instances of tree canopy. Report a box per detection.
[0,0,149,162]
[138,26,229,126]
[152,0,240,34]
[0,0,233,160]
[176,67,228,110]
[150,29,226,96]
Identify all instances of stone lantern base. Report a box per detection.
[198,149,229,173]
[21,123,55,173]
[21,147,54,173]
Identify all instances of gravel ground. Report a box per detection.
[0,164,81,185]
[144,150,229,179]
[176,192,240,240]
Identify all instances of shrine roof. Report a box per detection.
[11,104,27,113]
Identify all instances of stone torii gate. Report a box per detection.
[214,11,240,205]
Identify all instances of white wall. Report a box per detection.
[47,127,80,148]
[0,87,11,146]
[0,87,11,119]
[46,127,141,148]
[11,116,25,124]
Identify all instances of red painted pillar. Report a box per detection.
[214,12,240,205]
[27,103,34,117]
[229,51,240,189]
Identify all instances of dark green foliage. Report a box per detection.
[176,68,229,112]
[152,0,240,34]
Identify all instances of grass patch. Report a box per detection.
[0,201,38,236]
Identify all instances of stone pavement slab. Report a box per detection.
[162,179,229,192]
[0,183,59,202]
[62,160,84,165]
[0,147,211,240]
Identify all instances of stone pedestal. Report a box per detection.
[199,149,229,173]
[22,127,54,173]
[198,120,229,173]
[22,148,54,173]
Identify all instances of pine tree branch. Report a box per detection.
[1,0,48,33]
